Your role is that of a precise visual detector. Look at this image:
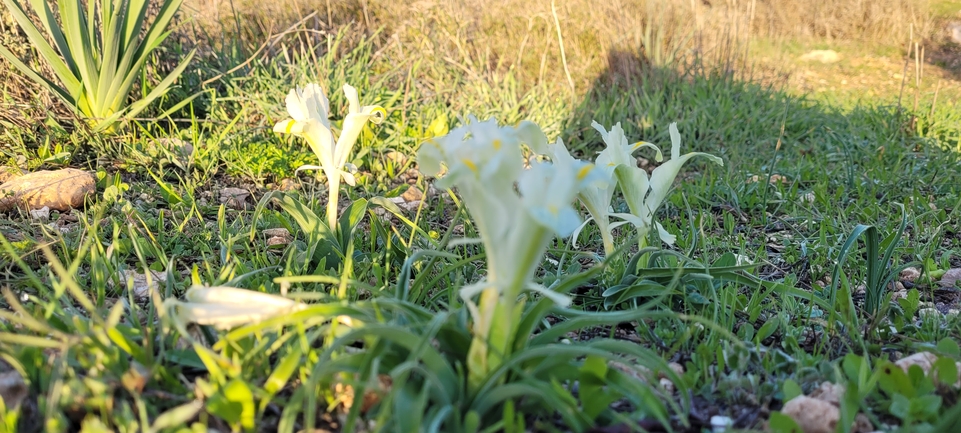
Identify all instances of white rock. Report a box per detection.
[900,267,921,283]
[28,206,50,220]
[939,268,961,288]
[948,22,961,45]
[220,187,251,210]
[711,415,733,432]
[799,50,841,64]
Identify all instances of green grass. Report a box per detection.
[2,15,961,433]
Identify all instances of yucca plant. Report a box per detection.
[0,0,196,132]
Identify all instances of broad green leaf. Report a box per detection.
[755,317,779,343]
[148,400,203,433]
[937,338,961,357]
[781,379,803,402]
[878,361,915,398]
[767,411,803,433]
[889,393,911,420]
[264,347,302,396]
[933,356,959,388]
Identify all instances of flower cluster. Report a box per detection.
[552,121,723,254]
[418,115,606,389]
[170,82,722,397]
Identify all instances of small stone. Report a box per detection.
[220,187,250,210]
[780,396,839,433]
[900,267,921,283]
[385,151,408,165]
[28,206,50,220]
[387,196,421,212]
[271,178,300,191]
[711,415,733,432]
[659,377,675,394]
[266,236,289,247]
[853,413,873,433]
[401,186,424,202]
[0,168,96,212]
[114,269,167,300]
[262,228,291,239]
[895,352,961,387]
[809,382,844,407]
[938,268,961,288]
[948,22,961,45]
[799,50,841,64]
[0,369,28,408]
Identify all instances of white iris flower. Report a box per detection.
[417,116,603,390]
[273,83,386,227]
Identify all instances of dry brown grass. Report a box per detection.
[747,0,935,42]
[0,0,942,121]
[180,0,939,90]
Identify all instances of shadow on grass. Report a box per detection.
[562,48,961,196]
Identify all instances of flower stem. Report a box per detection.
[326,174,340,229]
[467,222,550,390]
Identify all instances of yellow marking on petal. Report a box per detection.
[492,139,502,150]
[576,164,594,180]
[548,205,559,215]
[370,106,387,124]
[286,121,296,134]
[462,159,479,173]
